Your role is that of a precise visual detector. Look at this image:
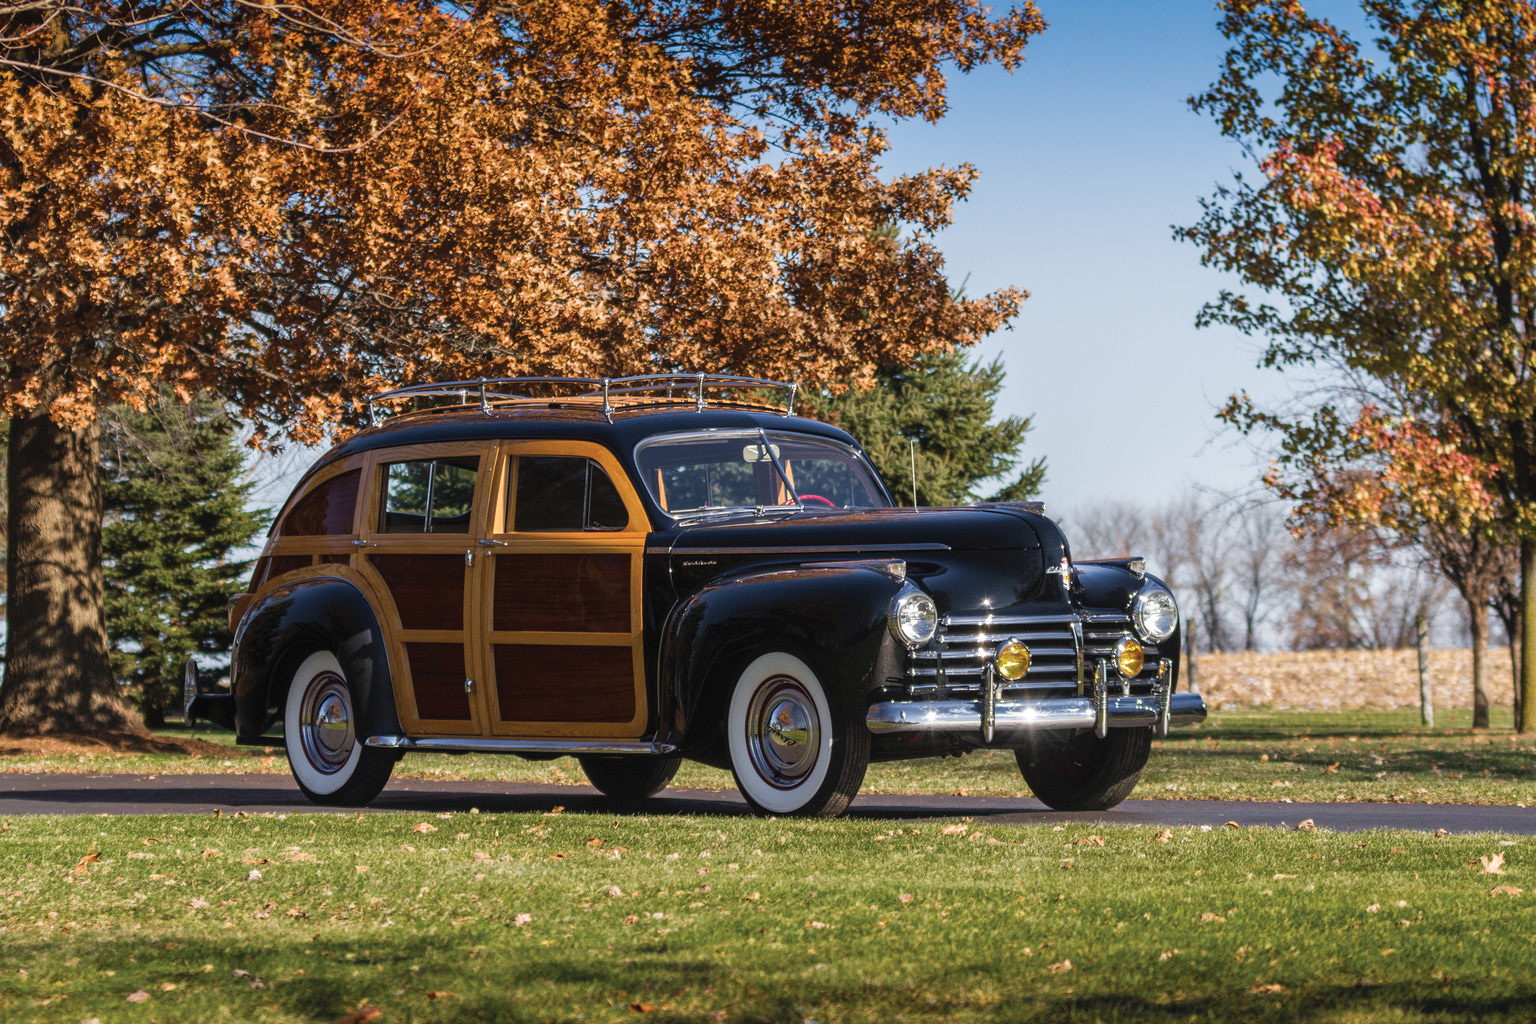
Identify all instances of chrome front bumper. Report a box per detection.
[866,691,1207,739]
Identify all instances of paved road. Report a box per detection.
[1,772,1533,833]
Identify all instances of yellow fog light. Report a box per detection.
[995,640,1031,680]
[1115,637,1145,679]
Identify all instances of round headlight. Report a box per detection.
[995,640,1031,680]
[1132,587,1179,643]
[1115,637,1145,679]
[889,588,938,647]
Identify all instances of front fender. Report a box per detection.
[658,564,909,760]
[231,576,400,742]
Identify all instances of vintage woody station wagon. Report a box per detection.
[190,375,1206,817]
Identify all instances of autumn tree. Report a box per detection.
[1181,0,1536,728]
[0,2,1041,735]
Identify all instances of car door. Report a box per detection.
[475,440,651,738]
[355,441,495,737]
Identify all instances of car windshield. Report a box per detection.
[635,430,891,515]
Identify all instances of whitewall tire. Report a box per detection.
[284,650,395,806]
[726,651,868,817]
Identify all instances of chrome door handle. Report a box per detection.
[463,678,474,694]
[477,539,508,546]
[351,540,377,548]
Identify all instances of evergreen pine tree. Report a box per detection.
[807,347,1047,507]
[100,398,268,726]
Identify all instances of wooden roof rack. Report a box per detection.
[365,373,799,425]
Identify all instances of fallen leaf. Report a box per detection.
[1199,912,1227,923]
[808,921,827,929]
[247,869,262,881]
[514,913,532,926]
[1481,853,1507,875]
[1223,821,1242,830]
[587,838,605,846]
[231,969,252,979]
[355,866,370,874]
[546,806,565,816]
[631,1002,657,1013]
[427,991,456,1000]
[898,893,913,903]
[1324,763,1339,774]
[1365,904,1380,913]
[202,848,221,858]
[1151,829,1173,844]
[1272,874,1296,880]
[334,1009,382,1024]
[125,989,149,1003]
[1491,885,1523,896]
[940,823,968,836]
[73,851,100,875]
[1047,959,1073,974]
[623,915,639,924]
[411,823,437,834]
[606,886,623,897]
[1158,949,1182,962]
[400,844,415,852]
[1250,982,1284,995]
[159,982,177,991]
[1295,819,1315,832]
[188,898,210,909]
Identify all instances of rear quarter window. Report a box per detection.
[279,469,361,536]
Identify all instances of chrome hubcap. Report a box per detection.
[299,672,354,775]
[746,676,820,789]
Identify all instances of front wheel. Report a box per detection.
[726,651,868,817]
[1015,727,1151,811]
[284,651,396,807]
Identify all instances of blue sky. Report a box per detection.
[879,0,1366,513]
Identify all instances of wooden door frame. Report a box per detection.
[477,439,650,738]
[354,440,500,737]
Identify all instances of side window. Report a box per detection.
[379,456,480,534]
[512,456,630,532]
[280,469,360,536]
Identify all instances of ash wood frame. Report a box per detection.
[477,439,652,739]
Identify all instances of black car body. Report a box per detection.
[193,375,1205,815]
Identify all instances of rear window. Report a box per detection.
[379,456,480,534]
[280,469,360,536]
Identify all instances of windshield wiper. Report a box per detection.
[758,427,802,509]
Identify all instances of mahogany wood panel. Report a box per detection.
[255,554,312,587]
[370,554,465,631]
[493,553,630,633]
[280,469,360,536]
[493,644,634,723]
[404,642,471,721]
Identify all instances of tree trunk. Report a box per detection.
[1522,538,1536,734]
[0,410,142,736]
[1470,598,1490,729]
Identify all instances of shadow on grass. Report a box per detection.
[6,933,1531,1023]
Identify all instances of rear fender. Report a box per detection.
[231,577,400,742]
[658,565,909,761]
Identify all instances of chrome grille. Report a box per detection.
[904,610,1161,699]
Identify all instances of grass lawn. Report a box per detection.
[5,709,1536,806]
[1,812,1532,1023]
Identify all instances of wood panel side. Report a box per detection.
[491,644,635,723]
[370,554,466,631]
[492,553,629,633]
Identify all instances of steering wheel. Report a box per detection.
[799,494,836,507]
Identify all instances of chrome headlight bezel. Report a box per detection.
[1131,585,1179,643]
[888,584,938,648]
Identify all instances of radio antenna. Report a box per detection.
[908,439,918,508]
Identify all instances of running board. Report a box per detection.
[364,735,678,756]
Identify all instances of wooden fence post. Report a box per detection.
[1417,613,1433,728]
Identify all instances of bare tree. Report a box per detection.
[1419,525,1517,728]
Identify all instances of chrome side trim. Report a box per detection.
[365,736,679,756]
[669,543,950,555]
[865,692,1208,736]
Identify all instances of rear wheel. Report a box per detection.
[284,651,395,807]
[1015,727,1151,811]
[578,754,682,804]
[726,651,868,817]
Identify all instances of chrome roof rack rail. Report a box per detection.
[365,373,801,422]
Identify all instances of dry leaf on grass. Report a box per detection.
[1157,949,1182,961]
[1046,959,1073,974]
[159,982,177,991]
[427,991,456,1000]
[1071,836,1105,847]
[898,893,913,903]
[1199,912,1227,923]
[606,886,623,897]
[202,848,221,858]
[334,1008,382,1024]
[631,1002,657,1013]
[546,806,565,816]
[1250,982,1284,995]
[940,823,968,836]
[1151,829,1173,844]
[246,870,262,881]
[1481,853,1507,875]
[1295,819,1315,832]
[1490,885,1523,896]
[125,989,149,1003]
[73,851,99,875]
[513,913,532,926]
[411,823,437,834]
[1223,821,1242,830]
